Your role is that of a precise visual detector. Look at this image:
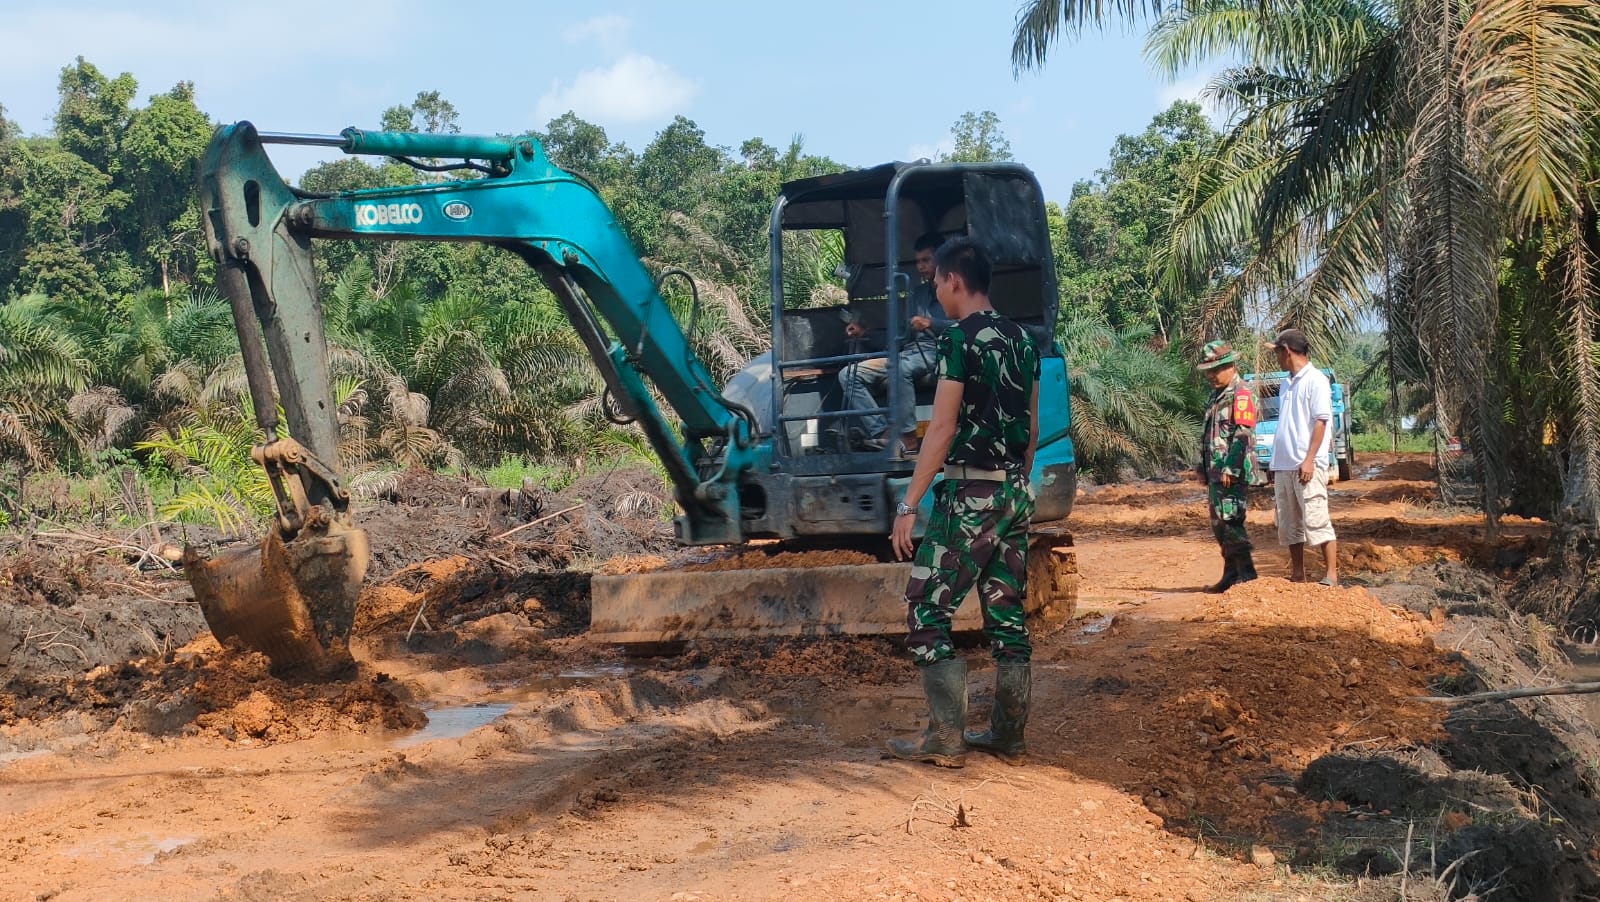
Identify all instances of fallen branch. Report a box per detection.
[1416,681,1600,705]
[28,531,181,573]
[405,598,433,643]
[490,504,583,543]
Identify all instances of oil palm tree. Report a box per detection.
[0,296,89,468]
[1013,0,1600,525]
[1058,311,1202,477]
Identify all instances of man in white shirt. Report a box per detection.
[1267,329,1339,585]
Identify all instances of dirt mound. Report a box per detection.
[1344,540,1461,574]
[1083,580,1453,836]
[544,466,674,561]
[1196,578,1437,643]
[6,636,423,745]
[1,542,205,699]
[595,554,672,575]
[353,556,594,668]
[355,464,671,582]
[1380,458,1436,481]
[1078,481,1205,510]
[1349,482,1438,505]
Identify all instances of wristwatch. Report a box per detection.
[895,501,916,518]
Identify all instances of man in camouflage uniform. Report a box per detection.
[885,237,1040,768]
[1196,340,1259,592]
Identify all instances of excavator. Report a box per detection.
[187,122,1078,673]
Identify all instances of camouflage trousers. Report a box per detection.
[905,475,1034,666]
[1208,480,1252,556]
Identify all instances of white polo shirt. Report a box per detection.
[1269,362,1332,471]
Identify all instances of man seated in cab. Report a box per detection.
[839,232,951,456]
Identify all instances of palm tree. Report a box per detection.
[1058,311,1202,477]
[0,296,89,469]
[1013,0,1600,526]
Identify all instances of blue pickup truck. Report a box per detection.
[1245,369,1355,483]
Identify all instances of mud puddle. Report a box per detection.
[394,703,513,748]
[1072,613,1118,643]
[63,835,195,867]
[395,666,635,747]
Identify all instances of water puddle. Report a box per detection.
[63,835,194,866]
[393,703,512,748]
[1359,465,1385,481]
[482,665,633,700]
[1071,614,1118,644]
[392,667,630,747]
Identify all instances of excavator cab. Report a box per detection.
[722,163,1077,528]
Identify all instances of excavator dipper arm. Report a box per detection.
[192,122,761,670]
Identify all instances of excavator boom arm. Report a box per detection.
[190,121,762,672]
[201,122,760,543]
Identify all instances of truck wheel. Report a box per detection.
[1338,454,1352,482]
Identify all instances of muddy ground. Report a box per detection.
[2,455,1597,901]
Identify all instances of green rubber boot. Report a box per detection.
[1206,554,1239,593]
[886,658,968,767]
[963,662,1031,762]
[1233,551,1258,584]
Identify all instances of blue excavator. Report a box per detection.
[186,122,1078,671]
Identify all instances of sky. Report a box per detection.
[0,0,1216,203]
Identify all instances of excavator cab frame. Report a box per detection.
[752,162,1077,522]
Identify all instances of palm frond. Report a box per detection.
[1461,0,1600,224]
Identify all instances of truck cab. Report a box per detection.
[1246,368,1354,482]
[721,162,1077,532]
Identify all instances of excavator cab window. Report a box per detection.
[765,163,1060,469]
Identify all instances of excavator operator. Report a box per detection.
[839,231,951,457]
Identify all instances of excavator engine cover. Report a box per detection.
[184,519,370,675]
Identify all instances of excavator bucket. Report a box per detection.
[183,522,370,675]
[588,530,1077,645]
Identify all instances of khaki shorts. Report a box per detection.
[1274,466,1337,546]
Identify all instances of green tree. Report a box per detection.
[53,57,136,176]
[1056,101,1221,337]
[1057,310,1200,478]
[120,82,211,292]
[0,296,90,468]
[1014,0,1600,530]
[947,111,1012,163]
[381,90,460,134]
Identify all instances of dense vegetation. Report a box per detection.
[0,57,1239,530]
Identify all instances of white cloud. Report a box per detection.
[907,135,954,163]
[1158,73,1226,120]
[535,54,698,125]
[561,14,632,51]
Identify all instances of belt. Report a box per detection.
[944,464,1013,482]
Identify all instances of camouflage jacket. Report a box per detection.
[1199,374,1257,482]
[937,310,1040,471]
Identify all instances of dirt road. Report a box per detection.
[0,456,1577,900]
